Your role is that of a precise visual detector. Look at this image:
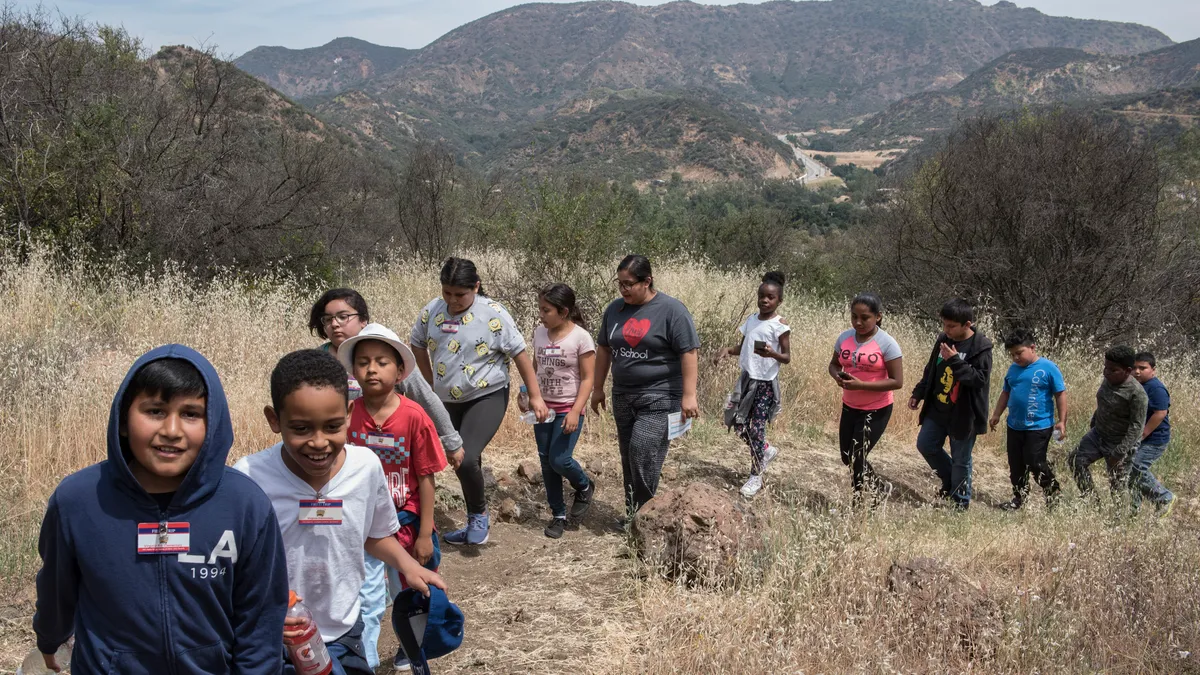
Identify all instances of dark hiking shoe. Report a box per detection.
[570,479,596,519]
[544,517,566,539]
[998,498,1023,511]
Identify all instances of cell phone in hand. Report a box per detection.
[837,371,853,380]
[754,340,767,352]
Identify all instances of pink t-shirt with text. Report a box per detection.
[834,328,903,411]
[534,324,596,413]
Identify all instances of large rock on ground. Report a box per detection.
[886,557,1002,655]
[632,482,764,584]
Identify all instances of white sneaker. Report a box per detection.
[760,443,779,473]
[740,474,764,498]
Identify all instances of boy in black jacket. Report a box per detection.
[908,299,994,510]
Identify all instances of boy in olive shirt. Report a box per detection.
[1068,346,1148,501]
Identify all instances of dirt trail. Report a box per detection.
[0,424,1020,674]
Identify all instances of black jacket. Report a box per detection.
[911,331,994,439]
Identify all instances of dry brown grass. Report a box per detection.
[2,249,1198,672]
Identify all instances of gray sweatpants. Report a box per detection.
[612,390,680,515]
[1069,429,1133,498]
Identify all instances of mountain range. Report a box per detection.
[233,0,1193,182]
[824,38,1200,149]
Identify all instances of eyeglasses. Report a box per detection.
[614,278,647,291]
[320,312,360,326]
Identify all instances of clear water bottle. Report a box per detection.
[284,591,333,675]
[16,640,72,675]
[521,410,556,424]
[517,384,530,413]
[1052,428,1065,445]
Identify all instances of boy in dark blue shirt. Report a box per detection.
[1132,352,1176,515]
[989,329,1066,510]
[33,345,288,674]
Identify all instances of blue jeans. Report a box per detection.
[359,554,389,669]
[1130,441,1174,507]
[535,415,590,518]
[916,416,976,507]
[284,616,371,675]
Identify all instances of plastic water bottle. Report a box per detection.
[16,641,72,675]
[284,591,333,675]
[517,385,530,413]
[1052,428,1065,445]
[521,410,556,424]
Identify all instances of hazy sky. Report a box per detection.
[20,0,1200,58]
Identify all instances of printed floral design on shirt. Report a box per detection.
[450,385,463,400]
[488,317,502,333]
[475,339,489,357]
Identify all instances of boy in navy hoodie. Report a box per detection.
[33,345,289,675]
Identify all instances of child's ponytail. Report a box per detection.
[440,257,487,296]
[851,291,885,327]
[539,283,587,330]
[761,270,786,298]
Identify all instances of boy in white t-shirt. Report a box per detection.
[234,349,445,675]
[715,271,792,498]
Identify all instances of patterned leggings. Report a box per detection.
[734,379,777,474]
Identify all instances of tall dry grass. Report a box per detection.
[2,248,1198,672]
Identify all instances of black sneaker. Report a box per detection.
[999,498,1023,511]
[570,479,596,519]
[544,517,566,539]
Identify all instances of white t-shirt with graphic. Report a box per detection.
[534,324,596,412]
[233,443,400,642]
[739,314,790,381]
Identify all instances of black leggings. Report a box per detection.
[838,404,894,491]
[444,387,510,515]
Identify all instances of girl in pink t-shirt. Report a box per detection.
[827,292,904,502]
[530,283,596,539]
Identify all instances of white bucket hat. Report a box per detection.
[337,322,417,383]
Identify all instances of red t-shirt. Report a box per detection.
[348,396,447,516]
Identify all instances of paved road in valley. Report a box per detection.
[777,134,830,184]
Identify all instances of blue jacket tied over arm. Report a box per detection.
[33,345,289,675]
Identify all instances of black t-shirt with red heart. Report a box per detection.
[598,292,700,395]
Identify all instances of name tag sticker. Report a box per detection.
[137,522,190,554]
[542,347,563,357]
[366,433,397,449]
[299,499,344,525]
[441,321,460,333]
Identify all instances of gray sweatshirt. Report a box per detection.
[399,369,464,454]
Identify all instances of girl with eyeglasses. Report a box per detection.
[591,254,700,520]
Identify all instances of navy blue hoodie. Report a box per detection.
[33,345,288,675]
